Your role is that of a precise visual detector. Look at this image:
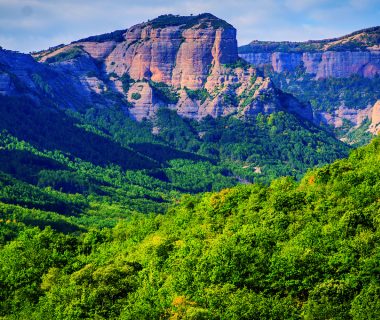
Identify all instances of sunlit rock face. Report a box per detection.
[240,51,380,79]
[369,100,380,134]
[239,27,380,79]
[29,14,312,122]
[104,14,238,90]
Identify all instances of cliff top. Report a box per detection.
[145,13,234,29]
[239,26,380,53]
[65,14,233,45]
[71,29,127,44]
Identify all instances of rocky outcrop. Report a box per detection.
[104,14,238,89]
[369,100,380,134]
[239,51,380,79]
[316,105,373,128]
[239,26,380,79]
[0,48,113,110]
[38,41,117,63]
[314,100,380,136]
[29,14,312,123]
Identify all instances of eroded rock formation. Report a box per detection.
[32,14,311,122]
[239,27,380,79]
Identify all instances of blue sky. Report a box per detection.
[0,0,379,53]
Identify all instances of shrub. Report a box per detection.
[149,81,179,104]
[184,87,210,104]
[131,93,141,100]
[45,47,84,63]
[120,73,134,94]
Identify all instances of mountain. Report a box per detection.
[0,13,350,196]
[239,26,380,78]
[0,13,378,319]
[239,27,380,144]
[32,13,312,122]
[0,13,350,224]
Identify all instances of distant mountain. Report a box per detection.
[239,26,380,54]
[239,26,380,79]
[239,26,380,144]
[30,13,313,122]
[0,14,349,213]
[0,16,377,319]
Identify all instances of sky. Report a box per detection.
[0,0,379,53]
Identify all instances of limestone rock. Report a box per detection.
[128,82,159,121]
[240,51,380,79]
[29,14,314,123]
[369,100,380,134]
[239,27,380,79]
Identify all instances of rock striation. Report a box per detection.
[32,14,311,122]
[239,26,380,79]
[239,51,380,79]
[369,100,380,134]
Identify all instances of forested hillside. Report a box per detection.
[238,25,380,145]
[0,92,349,225]
[1,12,378,320]
[0,136,379,319]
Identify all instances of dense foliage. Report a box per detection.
[0,137,379,319]
[184,87,210,104]
[0,92,349,220]
[45,47,85,63]
[154,108,349,182]
[72,29,127,44]
[1,55,378,318]
[268,72,380,113]
[264,70,380,144]
[149,81,179,104]
[148,13,233,29]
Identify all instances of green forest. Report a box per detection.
[1,8,379,319]
[0,133,379,319]
[0,82,378,319]
[264,70,380,145]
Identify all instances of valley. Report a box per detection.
[0,12,379,319]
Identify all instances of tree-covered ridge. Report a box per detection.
[263,70,380,145]
[239,26,380,53]
[154,108,349,182]
[0,91,349,188]
[71,29,127,44]
[268,72,380,113]
[146,13,234,30]
[0,137,379,319]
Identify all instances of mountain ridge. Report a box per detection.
[29,13,313,122]
[239,25,380,53]
[238,26,380,143]
[3,14,379,144]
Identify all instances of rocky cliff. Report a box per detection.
[239,26,380,79]
[32,14,311,122]
[239,51,380,79]
[369,100,380,134]
[0,48,103,109]
[238,27,380,143]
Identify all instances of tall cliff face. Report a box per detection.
[239,26,380,79]
[369,100,380,134]
[238,26,380,143]
[32,14,311,122]
[104,15,238,89]
[239,51,380,79]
